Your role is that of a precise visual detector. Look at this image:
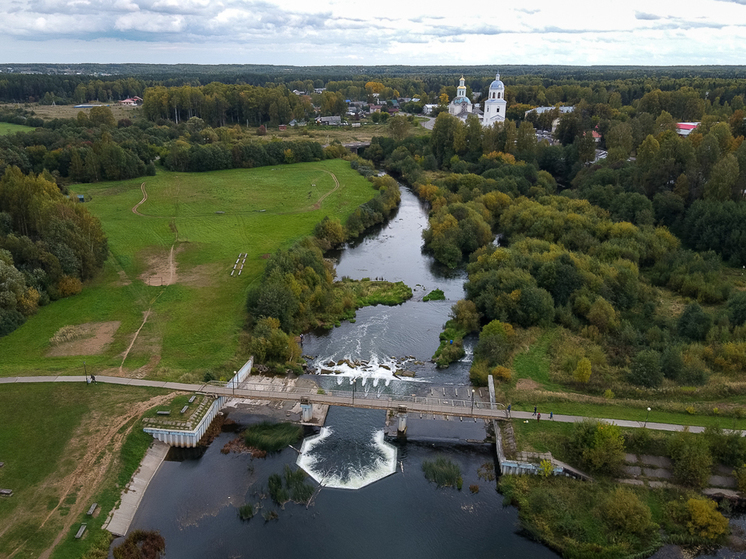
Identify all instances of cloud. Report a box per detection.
[635,12,661,20]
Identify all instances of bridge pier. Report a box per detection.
[300,397,313,423]
[397,405,407,436]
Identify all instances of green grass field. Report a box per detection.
[0,383,167,559]
[0,159,377,380]
[0,122,33,135]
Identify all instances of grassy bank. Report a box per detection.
[0,160,376,380]
[0,383,167,559]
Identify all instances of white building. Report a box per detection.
[448,76,476,120]
[481,73,506,127]
[448,72,506,127]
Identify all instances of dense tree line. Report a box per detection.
[360,108,746,394]
[0,166,108,336]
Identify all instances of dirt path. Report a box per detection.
[119,309,152,373]
[132,182,148,216]
[12,393,175,559]
[310,169,341,210]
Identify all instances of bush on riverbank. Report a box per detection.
[244,422,302,453]
[112,530,165,559]
[422,457,463,489]
[500,476,661,559]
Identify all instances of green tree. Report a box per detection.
[449,299,480,333]
[89,106,117,128]
[678,302,712,341]
[628,349,663,388]
[388,115,410,141]
[704,153,739,201]
[475,320,514,366]
[728,291,746,326]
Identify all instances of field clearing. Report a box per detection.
[0,383,170,559]
[262,120,429,143]
[0,159,377,380]
[1,103,141,121]
[0,122,33,135]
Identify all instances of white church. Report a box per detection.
[448,72,506,128]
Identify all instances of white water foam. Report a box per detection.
[313,354,427,385]
[296,428,398,490]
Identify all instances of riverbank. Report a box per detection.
[105,440,170,536]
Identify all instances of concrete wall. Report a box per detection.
[143,358,253,448]
[226,357,253,390]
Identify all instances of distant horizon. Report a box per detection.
[2,62,745,71]
[2,0,744,68]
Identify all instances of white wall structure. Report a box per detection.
[144,358,253,447]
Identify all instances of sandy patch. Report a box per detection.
[515,378,541,391]
[139,245,182,286]
[46,321,121,357]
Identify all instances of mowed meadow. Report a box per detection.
[0,159,377,380]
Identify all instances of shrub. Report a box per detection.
[569,419,626,474]
[573,357,592,383]
[600,488,654,535]
[687,498,729,540]
[113,530,165,559]
[667,430,712,488]
[58,275,83,297]
[492,365,512,382]
[244,422,302,453]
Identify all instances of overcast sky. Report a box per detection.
[1,0,745,66]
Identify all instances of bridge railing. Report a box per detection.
[226,381,505,412]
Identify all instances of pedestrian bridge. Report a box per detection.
[203,378,506,422]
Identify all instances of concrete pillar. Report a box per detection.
[300,397,313,422]
[397,405,407,436]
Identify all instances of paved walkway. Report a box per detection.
[0,375,734,434]
[104,440,170,536]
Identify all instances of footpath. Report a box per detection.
[1,375,738,435]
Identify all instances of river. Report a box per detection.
[127,185,560,558]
